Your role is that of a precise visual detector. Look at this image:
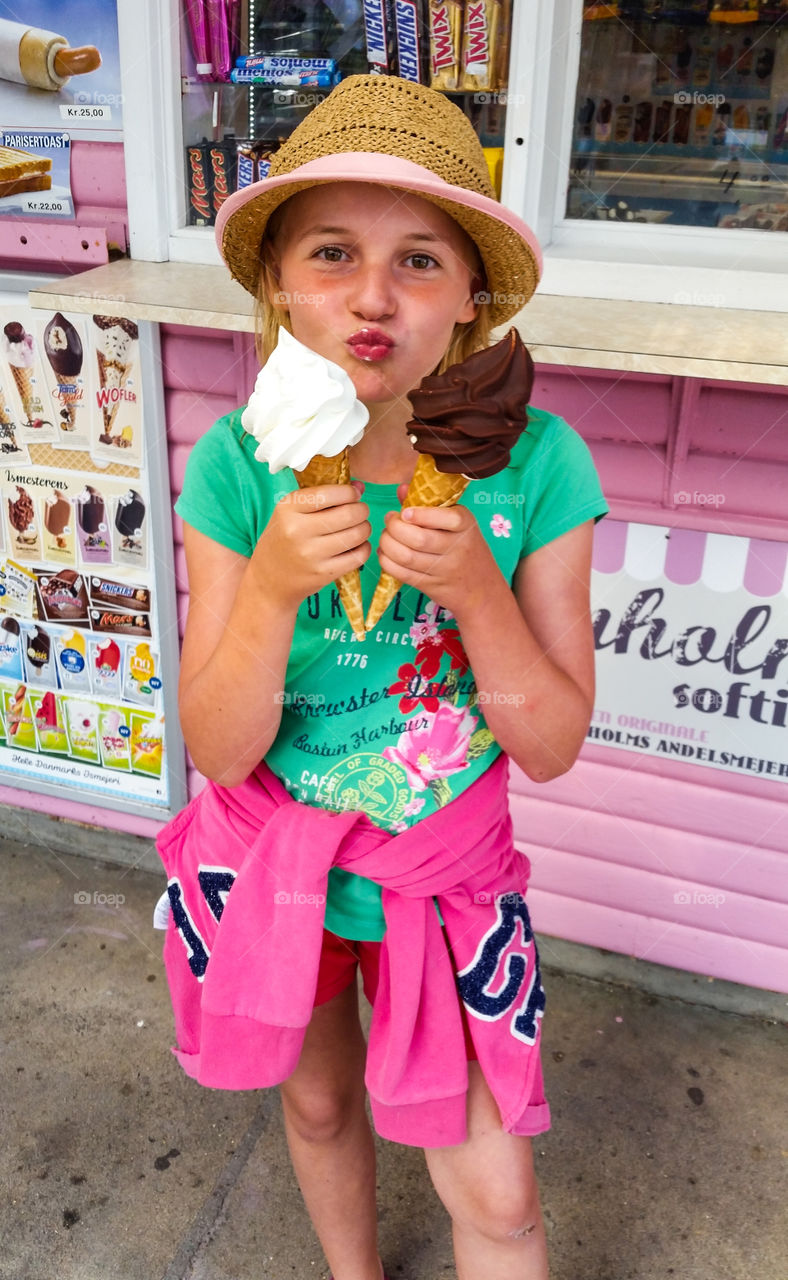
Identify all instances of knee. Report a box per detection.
[280,1080,365,1145]
[453,1181,542,1245]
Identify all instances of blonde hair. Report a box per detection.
[253,199,494,375]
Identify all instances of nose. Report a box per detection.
[348,259,396,321]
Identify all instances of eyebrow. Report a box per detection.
[295,225,448,245]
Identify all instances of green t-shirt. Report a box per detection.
[175,405,608,940]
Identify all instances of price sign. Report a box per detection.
[59,104,113,123]
[20,193,71,217]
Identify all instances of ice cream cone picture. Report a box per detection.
[3,322,37,421]
[92,315,139,448]
[242,329,369,641]
[43,312,83,434]
[365,329,535,631]
[0,385,22,457]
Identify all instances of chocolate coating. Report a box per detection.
[3,322,24,344]
[77,487,105,535]
[44,312,83,378]
[115,489,145,537]
[406,328,534,479]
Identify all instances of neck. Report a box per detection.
[350,397,418,485]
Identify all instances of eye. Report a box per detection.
[406,252,438,270]
[314,245,347,262]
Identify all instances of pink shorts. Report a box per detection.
[314,927,478,1060]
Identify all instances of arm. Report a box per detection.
[377,505,596,782]
[179,484,370,787]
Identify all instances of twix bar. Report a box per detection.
[459,0,501,92]
[429,0,462,91]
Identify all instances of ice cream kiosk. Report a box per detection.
[0,0,786,992]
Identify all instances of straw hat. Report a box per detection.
[216,74,542,328]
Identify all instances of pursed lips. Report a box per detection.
[346,328,395,362]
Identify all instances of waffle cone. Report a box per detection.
[365,453,469,631]
[11,366,33,417]
[97,352,132,434]
[57,376,80,431]
[293,448,366,642]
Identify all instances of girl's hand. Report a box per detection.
[377,486,496,619]
[251,483,371,611]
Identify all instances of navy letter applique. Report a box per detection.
[167,865,237,982]
[456,895,546,1044]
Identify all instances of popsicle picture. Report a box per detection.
[0,18,101,93]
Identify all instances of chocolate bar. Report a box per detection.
[459,0,500,92]
[429,0,462,90]
[363,0,396,73]
[91,609,152,638]
[394,0,430,82]
[89,576,151,614]
[187,141,213,226]
[209,138,236,216]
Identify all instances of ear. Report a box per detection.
[457,270,484,324]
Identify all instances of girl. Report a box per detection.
[166,74,608,1280]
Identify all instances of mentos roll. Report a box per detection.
[394,0,430,82]
[363,0,396,73]
[235,55,337,71]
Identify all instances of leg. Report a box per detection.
[424,1061,549,1280]
[279,978,384,1280]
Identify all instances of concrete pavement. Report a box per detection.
[1,829,786,1280]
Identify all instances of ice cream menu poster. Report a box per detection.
[0,301,168,809]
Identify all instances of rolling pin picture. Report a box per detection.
[0,18,101,91]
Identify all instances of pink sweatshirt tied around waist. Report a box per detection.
[156,754,549,1147]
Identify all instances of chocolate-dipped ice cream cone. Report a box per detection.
[365,329,535,631]
[43,312,83,431]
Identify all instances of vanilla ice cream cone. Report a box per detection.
[10,366,34,419]
[294,447,366,642]
[365,453,469,631]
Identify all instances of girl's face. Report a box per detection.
[266,183,480,408]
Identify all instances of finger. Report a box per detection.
[281,483,364,511]
[399,504,468,531]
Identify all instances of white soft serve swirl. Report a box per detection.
[241,328,368,473]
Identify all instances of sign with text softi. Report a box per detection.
[589,521,788,785]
